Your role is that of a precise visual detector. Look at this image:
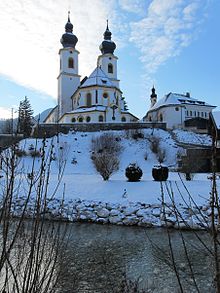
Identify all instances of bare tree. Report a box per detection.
[91,133,122,181]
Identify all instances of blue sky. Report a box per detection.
[0,0,219,119]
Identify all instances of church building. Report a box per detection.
[44,14,138,124]
[143,87,216,131]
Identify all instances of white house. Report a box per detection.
[143,87,216,130]
[44,15,138,124]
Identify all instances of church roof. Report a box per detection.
[149,92,215,112]
[79,67,116,89]
[65,106,106,114]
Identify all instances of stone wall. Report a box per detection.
[32,122,166,138]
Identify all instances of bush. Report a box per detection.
[29,149,41,157]
[15,149,27,157]
[125,163,143,182]
[152,165,169,181]
[91,133,121,181]
[149,136,160,154]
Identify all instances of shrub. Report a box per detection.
[157,148,166,164]
[125,163,143,182]
[91,133,121,181]
[15,149,27,157]
[152,165,169,181]
[29,149,41,157]
[149,136,160,154]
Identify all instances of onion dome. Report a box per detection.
[151,86,157,99]
[60,12,78,48]
[99,20,116,55]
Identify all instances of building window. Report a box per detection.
[108,63,113,74]
[205,112,207,118]
[194,111,196,117]
[175,107,179,111]
[121,116,126,122]
[71,117,76,122]
[201,112,204,117]
[86,93,92,107]
[149,116,152,122]
[68,57,74,68]
[190,111,192,116]
[78,117,83,122]
[86,116,91,122]
[103,92,108,99]
[197,111,200,117]
[159,114,163,122]
[99,115,104,122]
[186,110,189,116]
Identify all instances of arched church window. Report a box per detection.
[159,114,163,122]
[68,57,74,68]
[71,117,76,123]
[108,63,113,74]
[149,116,152,122]
[86,93,92,107]
[121,117,126,122]
[86,116,91,122]
[78,117,83,122]
[99,115,104,122]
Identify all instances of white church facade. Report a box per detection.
[45,15,138,124]
[143,87,216,130]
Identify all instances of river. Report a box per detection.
[55,223,213,293]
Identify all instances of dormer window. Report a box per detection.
[68,57,74,68]
[108,63,113,74]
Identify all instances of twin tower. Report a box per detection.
[57,13,119,119]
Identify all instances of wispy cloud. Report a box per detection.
[0,0,113,98]
[129,0,209,93]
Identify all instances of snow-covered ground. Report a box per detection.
[1,128,218,228]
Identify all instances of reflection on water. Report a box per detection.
[55,223,213,293]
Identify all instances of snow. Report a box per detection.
[66,106,106,114]
[173,129,212,145]
[212,111,220,129]
[79,67,115,88]
[150,92,214,111]
[13,128,216,207]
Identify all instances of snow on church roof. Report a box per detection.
[79,67,116,89]
[66,106,106,114]
[149,92,215,112]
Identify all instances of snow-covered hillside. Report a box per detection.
[1,128,218,228]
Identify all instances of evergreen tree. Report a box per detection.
[18,96,34,137]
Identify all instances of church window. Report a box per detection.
[86,93,92,107]
[78,117,83,122]
[121,117,126,122]
[86,116,91,122]
[159,114,163,122]
[197,111,200,117]
[205,112,207,118]
[175,107,179,111]
[108,63,113,74]
[68,57,74,68]
[71,117,76,123]
[149,116,152,122]
[190,111,192,116]
[99,115,104,122]
[103,93,108,99]
[201,112,204,117]
[194,111,196,116]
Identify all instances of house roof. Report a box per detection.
[149,92,215,112]
[211,111,220,130]
[79,67,116,89]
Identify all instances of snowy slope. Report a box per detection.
[12,128,218,209]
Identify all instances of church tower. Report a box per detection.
[58,13,80,118]
[150,86,157,108]
[97,21,120,88]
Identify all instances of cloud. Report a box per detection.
[0,0,114,98]
[129,0,208,92]
[0,107,12,119]
[118,0,147,14]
